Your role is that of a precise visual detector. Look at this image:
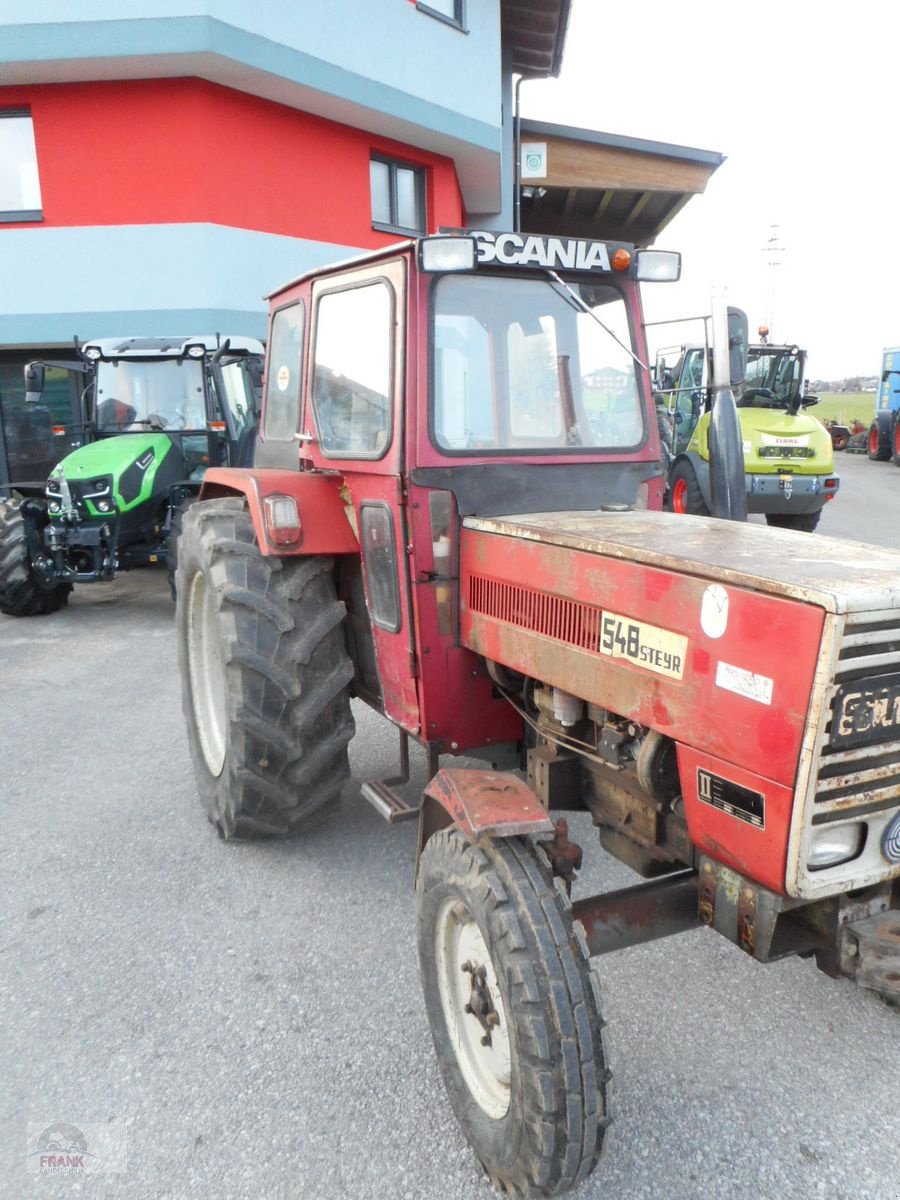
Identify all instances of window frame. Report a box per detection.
[416,0,466,31]
[262,300,306,443]
[309,277,396,462]
[370,154,426,237]
[427,270,649,459]
[0,107,43,223]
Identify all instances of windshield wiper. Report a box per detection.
[545,270,650,373]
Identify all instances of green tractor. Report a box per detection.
[0,334,264,616]
[655,334,839,531]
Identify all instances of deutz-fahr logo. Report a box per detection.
[471,230,614,272]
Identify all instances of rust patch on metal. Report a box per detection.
[541,819,583,892]
[422,768,555,842]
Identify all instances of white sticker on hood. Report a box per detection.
[716,661,773,706]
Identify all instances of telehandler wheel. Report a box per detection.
[0,498,72,617]
[867,420,890,461]
[666,460,710,516]
[166,497,196,601]
[765,511,822,533]
[176,496,356,839]
[417,828,610,1197]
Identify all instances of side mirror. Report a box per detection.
[24,362,45,405]
[726,307,748,387]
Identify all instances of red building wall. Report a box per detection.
[0,78,464,243]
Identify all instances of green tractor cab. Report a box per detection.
[0,334,264,616]
[656,338,839,531]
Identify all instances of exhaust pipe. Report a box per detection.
[708,298,748,521]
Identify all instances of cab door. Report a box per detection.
[304,258,420,733]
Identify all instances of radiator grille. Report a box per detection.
[814,609,900,823]
[468,574,603,652]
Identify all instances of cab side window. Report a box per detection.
[311,282,393,458]
[264,303,304,442]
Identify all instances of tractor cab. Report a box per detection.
[653,325,838,530]
[0,334,264,615]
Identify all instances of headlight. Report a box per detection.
[808,823,864,870]
[82,344,102,360]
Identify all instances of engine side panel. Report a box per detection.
[460,527,825,888]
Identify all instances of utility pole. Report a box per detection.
[762,224,784,340]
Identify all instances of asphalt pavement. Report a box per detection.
[2,451,898,1200]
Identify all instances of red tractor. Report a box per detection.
[175,231,900,1197]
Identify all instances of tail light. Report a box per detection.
[263,495,302,547]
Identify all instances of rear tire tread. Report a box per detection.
[176,497,355,839]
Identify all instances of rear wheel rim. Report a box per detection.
[672,477,688,513]
[435,897,511,1120]
[187,569,228,777]
[869,427,879,453]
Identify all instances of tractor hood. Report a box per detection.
[49,433,178,517]
[50,432,173,482]
[690,409,834,472]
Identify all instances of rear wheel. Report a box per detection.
[867,419,890,461]
[666,460,710,515]
[176,496,356,838]
[765,511,821,533]
[892,414,900,467]
[0,498,72,617]
[417,827,610,1197]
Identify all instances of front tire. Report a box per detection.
[666,459,710,515]
[175,497,356,838]
[0,498,72,617]
[765,511,821,533]
[417,828,610,1197]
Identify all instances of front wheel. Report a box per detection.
[765,511,821,533]
[0,499,72,617]
[666,459,710,515]
[417,828,610,1196]
[175,497,356,838]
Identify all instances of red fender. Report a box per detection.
[199,467,359,556]
[417,767,554,873]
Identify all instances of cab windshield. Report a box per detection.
[432,274,643,454]
[94,359,206,432]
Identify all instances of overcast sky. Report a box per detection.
[521,0,898,379]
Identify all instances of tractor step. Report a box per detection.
[358,728,441,825]
[360,780,420,823]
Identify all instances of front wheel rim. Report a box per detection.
[187,569,228,777]
[435,898,512,1120]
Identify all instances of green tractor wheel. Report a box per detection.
[0,499,72,617]
[166,497,196,601]
[666,460,710,516]
[765,512,822,533]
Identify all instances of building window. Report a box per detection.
[416,0,465,30]
[370,156,426,235]
[0,110,42,222]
